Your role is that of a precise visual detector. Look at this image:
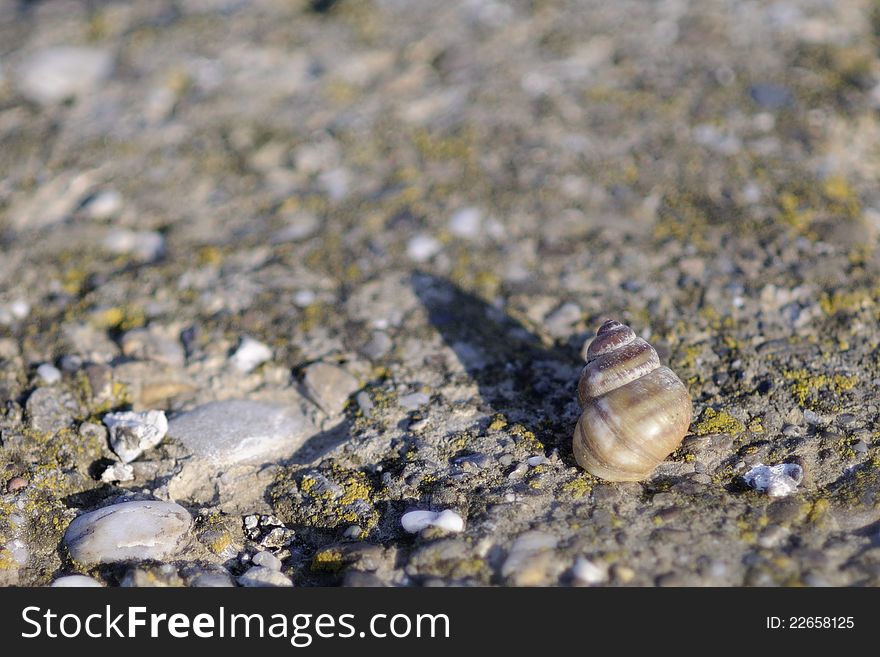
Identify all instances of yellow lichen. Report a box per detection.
[692,408,745,436]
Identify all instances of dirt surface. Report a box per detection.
[1,0,880,586]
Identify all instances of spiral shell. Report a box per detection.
[572,319,692,482]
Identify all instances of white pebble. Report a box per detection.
[398,392,430,410]
[9,299,30,319]
[252,551,282,572]
[401,509,464,534]
[237,566,292,587]
[100,462,135,483]
[406,234,442,263]
[527,455,547,467]
[16,47,112,105]
[571,557,607,585]
[293,289,316,307]
[449,207,482,239]
[103,229,165,262]
[36,363,62,384]
[50,575,104,587]
[63,500,192,564]
[85,189,122,219]
[230,336,273,373]
[103,410,168,463]
[743,463,803,498]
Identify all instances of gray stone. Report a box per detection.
[252,551,282,571]
[168,399,315,465]
[64,501,192,564]
[25,387,80,434]
[36,364,62,384]
[302,363,359,415]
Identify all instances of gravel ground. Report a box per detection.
[1,0,880,587]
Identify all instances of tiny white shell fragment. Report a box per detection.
[230,336,273,373]
[103,410,169,463]
[401,509,464,534]
[743,462,803,498]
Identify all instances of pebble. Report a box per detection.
[84,189,122,220]
[120,327,186,367]
[355,391,373,416]
[16,46,113,105]
[749,83,793,109]
[25,387,80,434]
[64,500,192,564]
[743,463,803,497]
[527,455,547,467]
[230,336,273,373]
[252,551,282,571]
[103,410,169,463]
[36,363,62,384]
[100,462,135,483]
[168,399,315,465]
[501,531,560,585]
[7,477,27,492]
[273,212,320,243]
[803,409,821,424]
[189,572,235,587]
[302,362,360,415]
[360,330,392,360]
[571,557,607,585]
[406,234,442,262]
[237,566,293,587]
[399,392,430,410]
[50,575,104,588]
[102,229,165,262]
[401,509,465,534]
[449,207,482,239]
[0,299,30,325]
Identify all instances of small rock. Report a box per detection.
[571,557,607,585]
[103,229,165,262]
[25,387,80,434]
[749,83,793,109]
[803,409,821,424]
[0,299,30,324]
[527,455,547,467]
[103,410,169,463]
[230,336,273,373]
[237,566,292,587]
[302,362,359,415]
[355,391,373,416]
[406,234,442,262]
[189,572,235,587]
[401,509,465,534]
[293,289,316,307]
[3,539,28,566]
[50,575,103,588]
[501,531,560,586]
[273,212,320,243]
[120,327,186,367]
[252,551,282,571]
[168,399,315,465]
[544,302,582,338]
[63,500,192,564]
[100,462,135,483]
[36,364,61,384]
[360,331,392,360]
[17,46,113,105]
[743,463,803,497]
[84,189,122,220]
[399,392,430,410]
[449,207,482,239]
[7,477,27,492]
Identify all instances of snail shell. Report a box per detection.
[573,319,692,482]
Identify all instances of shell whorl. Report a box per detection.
[573,319,692,482]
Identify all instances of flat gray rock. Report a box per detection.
[168,399,315,465]
[64,501,192,564]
